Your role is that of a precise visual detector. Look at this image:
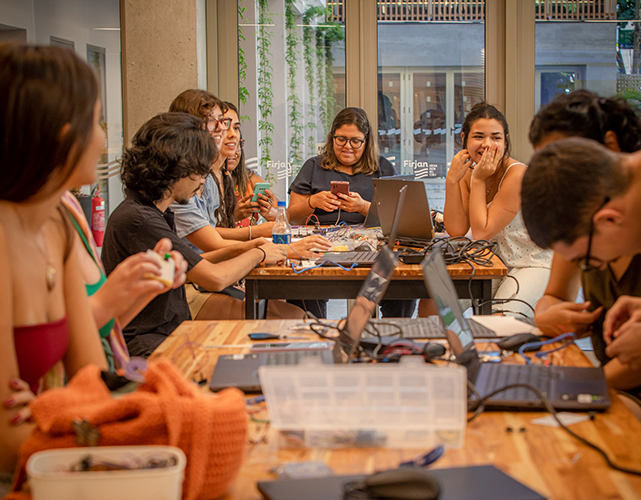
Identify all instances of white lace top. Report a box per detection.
[486,162,552,269]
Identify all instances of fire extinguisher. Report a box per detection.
[91,194,105,247]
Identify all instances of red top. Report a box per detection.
[14,316,69,394]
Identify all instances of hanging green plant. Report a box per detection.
[285,0,304,176]
[238,0,250,123]
[257,0,275,184]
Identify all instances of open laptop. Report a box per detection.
[317,185,407,266]
[209,233,401,393]
[371,178,435,245]
[421,251,611,411]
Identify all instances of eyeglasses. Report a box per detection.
[207,116,232,131]
[333,135,365,149]
[576,197,610,272]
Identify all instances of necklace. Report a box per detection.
[11,206,56,291]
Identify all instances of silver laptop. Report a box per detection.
[317,185,407,266]
[208,224,402,392]
[421,251,610,411]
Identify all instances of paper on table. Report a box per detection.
[530,412,590,427]
[469,315,542,337]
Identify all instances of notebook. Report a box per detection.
[258,464,546,500]
[371,178,435,244]
[317,185,407,266]
[421,251,611,411]
[209,239,400,393]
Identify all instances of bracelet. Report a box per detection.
[248,225,252,240]
[307,195,314,210]
[255,246,266,265]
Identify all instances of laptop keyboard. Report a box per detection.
[480,363,550,401]
[320,251,379,263]
[367,317,497,339]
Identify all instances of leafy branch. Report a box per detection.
[285,0,304,175]
[257,0,275,184]
[237,1,250,122]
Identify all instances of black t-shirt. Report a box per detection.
[288,155,396,224]
[102,189,203,340]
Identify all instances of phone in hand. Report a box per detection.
[330,180,349,197]
[251,182,271,211]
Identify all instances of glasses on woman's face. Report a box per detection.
[576,197,610,272]
[333,135,365,149]
[207,116,232,131]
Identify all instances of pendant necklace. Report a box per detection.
[13,207,56,291]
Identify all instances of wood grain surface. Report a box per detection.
[150,320,641,500]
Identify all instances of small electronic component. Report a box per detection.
[144,249,175,287]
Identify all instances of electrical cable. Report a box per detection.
[518,332,576,364]
[466,381,641,477]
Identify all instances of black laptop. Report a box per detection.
[209,227,401,393]
[421,251,611,411]
[317,185,407,266]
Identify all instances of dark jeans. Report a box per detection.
[125,333,167,358]
[288,299,417,319]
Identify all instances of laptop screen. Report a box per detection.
[339,186,407,358]
[420,251,474,356]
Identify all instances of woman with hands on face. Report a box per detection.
[443,102,552,317]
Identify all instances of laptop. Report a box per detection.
[258,464,546,500]
[366,316,496,339]
[371,178,435,245]
[421,251,611,411]
[317,185,407,266]
[209,238,400,393]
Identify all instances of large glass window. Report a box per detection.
[534,0,622,110]
[377,0,485,211]
[238,0,346,198]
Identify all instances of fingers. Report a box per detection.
[4,389,34,408]
[9,406,32,425]
[153,238,173,255]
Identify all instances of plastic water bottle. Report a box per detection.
[272,201,292,245]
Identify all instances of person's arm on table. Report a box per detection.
[215,223,275,241]
[535,253,602,336]
[187,242,287,292]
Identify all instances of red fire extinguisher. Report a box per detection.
[91,194,105,247]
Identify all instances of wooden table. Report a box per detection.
[150,319,641,500]
[244,255,507,319]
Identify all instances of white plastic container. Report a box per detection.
[26,445,185,500]
[259,358,467,449]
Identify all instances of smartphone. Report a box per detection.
[250,341,333,353]
[251,182,271,204]
[330,180,349,197]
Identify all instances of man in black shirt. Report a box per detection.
[102,113,287,356]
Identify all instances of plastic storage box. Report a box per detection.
[259,358,467,449]
[26,446,185,500]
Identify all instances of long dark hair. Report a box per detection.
[120,113,215,205]
[0,44,99,202]
[320,107,380,175]
[214,102,243,228]
[461,102,511,164]
[529,90,641,153]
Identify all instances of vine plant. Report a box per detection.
[257,0,275,184]
[237,0,250,123]
[285,0,304,176]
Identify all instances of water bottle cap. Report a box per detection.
[277,201,286,208]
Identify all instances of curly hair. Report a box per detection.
[169,89,227,122]
[522,138,631,249]
[120,112,216,205]
[461,102,511,163]
[320,107,380,175]
[0,44,99,202]
[529,89,641,153]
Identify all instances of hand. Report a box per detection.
[605,324,641,368]
[4,378,35,426]
[257,191,277,220]
[337,192,368,214]
[289,235,332,259]
[447,149,472,185]
[153,238,187,289]
[534,301,603,337]
[603,295,641,344]
[308,191,341,212]
[260,241,287,264]
[234,193,261,221]
[471,142,502,182]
